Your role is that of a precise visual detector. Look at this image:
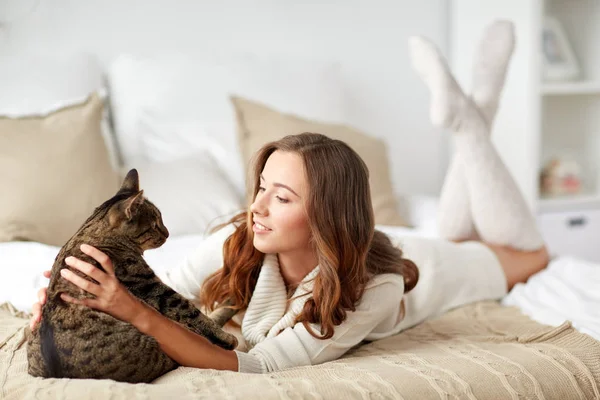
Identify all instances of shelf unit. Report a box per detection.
[542,81,600,95]
[450,0,600,215]
[539,193,600,213]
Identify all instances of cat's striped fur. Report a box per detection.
[26,169,237,383]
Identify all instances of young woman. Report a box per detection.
[30,21,549,374]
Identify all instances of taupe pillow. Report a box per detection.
[0,93,121,246]
[231,96,406,227]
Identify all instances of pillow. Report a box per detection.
[231,96,407,227]
[0,52,122,169]
[0,93,121,246]
[106,53,345,197]
[127,154,244,237]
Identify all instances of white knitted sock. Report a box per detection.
[437,154,476,240]
[408,36,462,128]
[431,21,516,241]
[409,33,544,251]
[471,20,516,126]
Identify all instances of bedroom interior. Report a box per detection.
[1,0,600,398]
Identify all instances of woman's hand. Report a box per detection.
[29,270,51,330]
[59,244,147,325]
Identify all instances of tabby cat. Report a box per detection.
[26,169,238,383]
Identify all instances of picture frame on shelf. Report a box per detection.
[541,16,580,82]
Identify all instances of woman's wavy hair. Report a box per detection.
[199,132,419,339]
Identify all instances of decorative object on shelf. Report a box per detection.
[540,157,583,197]
[541,16,580,82]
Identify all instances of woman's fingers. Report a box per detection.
[60,268,101,296]
[31,285,48,330]
[43,270,51,279]
[30,302,42,330]
[65,256,108,285]
[37,287,47,304]
[80,244,115,276]
[60,293,97,309]
[32,302,41,317]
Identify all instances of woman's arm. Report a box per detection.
[132,303,238,371]
[59,244,239,371]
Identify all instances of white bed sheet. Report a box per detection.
[2,223,599,342]
[502,256,600,340]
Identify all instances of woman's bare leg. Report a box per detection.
[485,244,549,290]
[409,22,549,290]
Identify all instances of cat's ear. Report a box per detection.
[123,190,145,220]
[119,169,140,193]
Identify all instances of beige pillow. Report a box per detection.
[231,96,406,227]
[0,93,121,246]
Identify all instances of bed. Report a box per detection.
[3,295,600,399]
[2,51,600,399]
[2,225,600,399]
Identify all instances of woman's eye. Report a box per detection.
[276,196,289,204]
[258,186,266,192]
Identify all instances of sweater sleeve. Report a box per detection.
[158,224,236,301]
[235,275,405,373]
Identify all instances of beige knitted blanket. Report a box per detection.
[2,301,599,400]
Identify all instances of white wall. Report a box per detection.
[0,0,450,196]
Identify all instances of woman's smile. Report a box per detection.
[253,221,272,233]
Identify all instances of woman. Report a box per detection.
[30,22,549,374]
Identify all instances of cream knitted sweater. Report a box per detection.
[159,224,405,374]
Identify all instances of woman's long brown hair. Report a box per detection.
[199,133,418,339]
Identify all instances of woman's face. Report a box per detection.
[250,150,312,255]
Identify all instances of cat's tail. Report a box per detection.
[39,318,64,378]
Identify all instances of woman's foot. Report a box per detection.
[408,35,469,129]
[472,20,516,125]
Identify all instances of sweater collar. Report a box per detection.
[241,253,320,349]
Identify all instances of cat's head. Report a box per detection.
[106,169,169,250]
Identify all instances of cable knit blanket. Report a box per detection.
[2,301,600,400]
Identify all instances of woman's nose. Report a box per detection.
[250,195,268,216]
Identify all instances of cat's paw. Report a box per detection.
[212,331,238,351]
[222,333,238,350]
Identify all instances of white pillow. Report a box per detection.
[0,52,121,168]
[107,52,345,196]
[129,153,244,237]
